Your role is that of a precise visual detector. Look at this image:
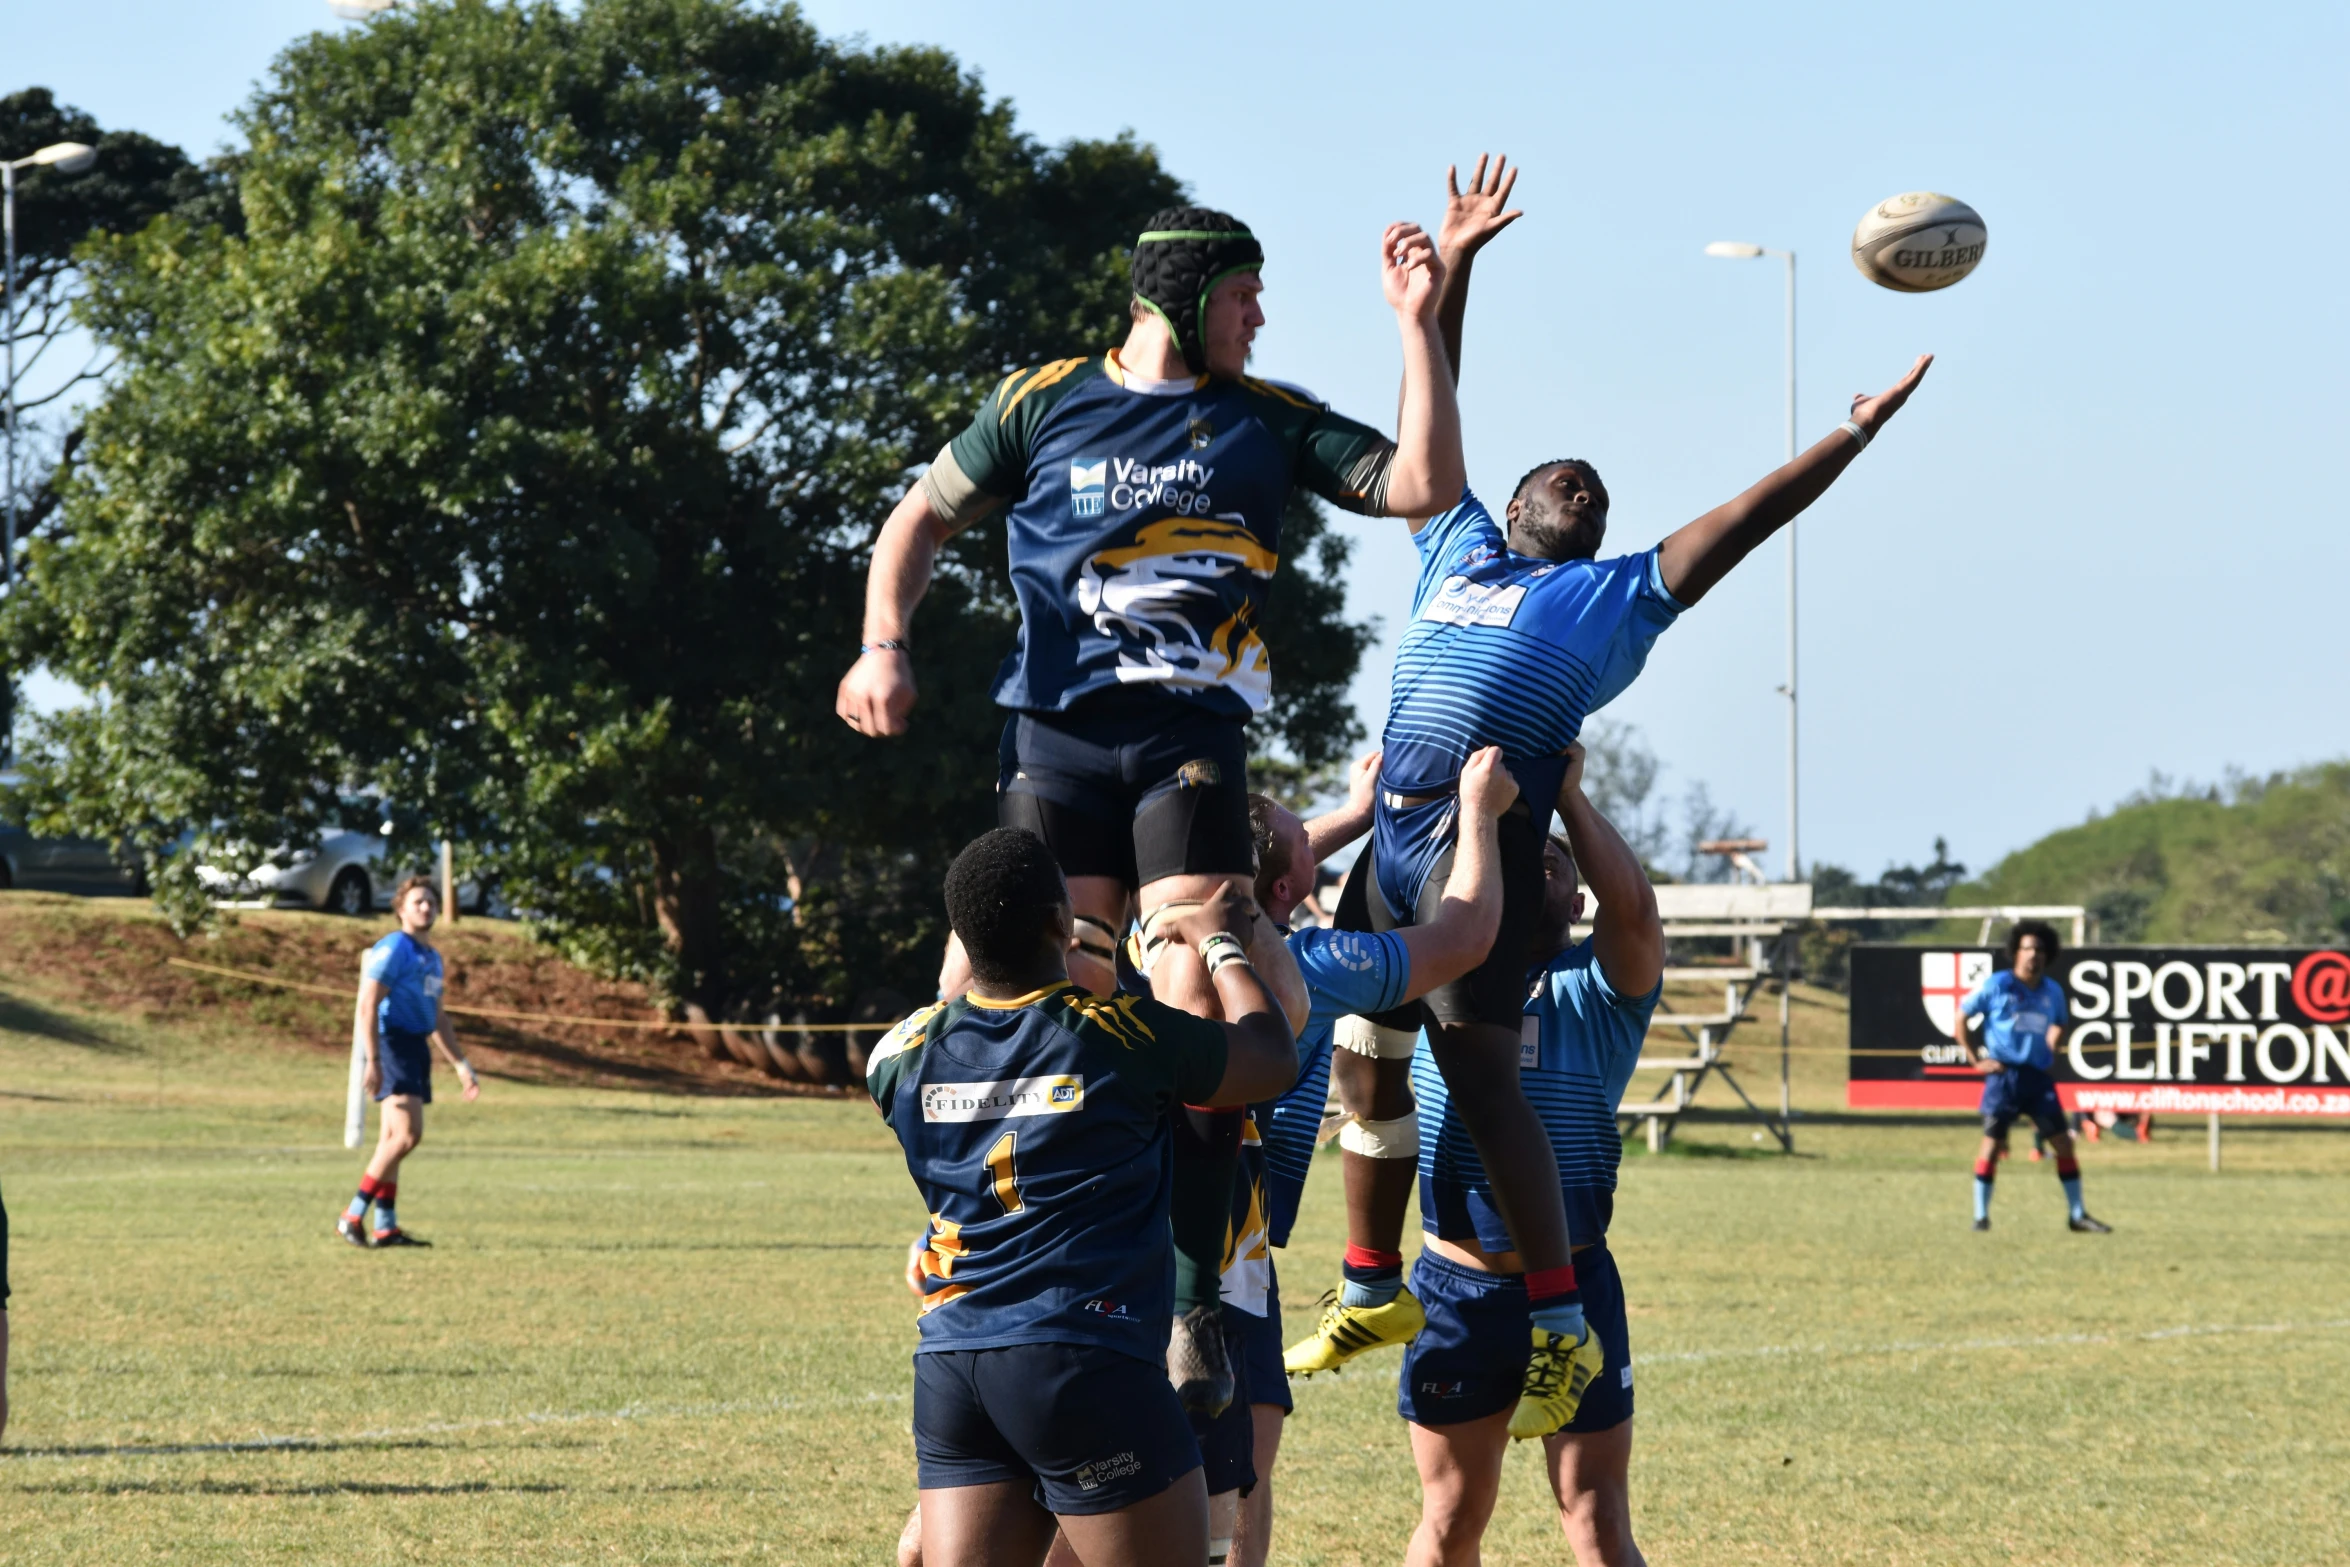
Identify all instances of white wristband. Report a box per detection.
[1837,419,1869,450]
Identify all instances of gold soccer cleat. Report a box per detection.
[1507,1324,1604,1441]
[1282,1287,1426,1376]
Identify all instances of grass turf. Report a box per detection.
[4,919,2349,1563]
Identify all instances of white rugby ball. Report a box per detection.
[1851,192,1986,293]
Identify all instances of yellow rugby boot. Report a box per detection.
[1282,1286,1426,1375]
[1507,1324,1604,1441]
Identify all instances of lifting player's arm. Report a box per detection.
[1391,746,1520,999]
[1302,749,1382,867]
[1656,354,1935,606]
[1377,222,1468,519]
[1555,743,1664,998]
[1161,884,1301,1106]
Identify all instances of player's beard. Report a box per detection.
[1512,501,1603,561]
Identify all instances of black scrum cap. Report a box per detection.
[1131,206,1263,375]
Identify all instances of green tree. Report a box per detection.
[3,0,1372,1038]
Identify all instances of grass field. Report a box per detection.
[5,901,2350,1564]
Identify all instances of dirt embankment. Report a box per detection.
[0,893,840,1097]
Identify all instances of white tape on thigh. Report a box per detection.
[1338,1111,1419,1159]
[1333,1016,1417,1060]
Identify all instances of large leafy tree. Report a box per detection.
[4,0,1370,1033]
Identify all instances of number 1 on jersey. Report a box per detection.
[986,1130,1024,1215]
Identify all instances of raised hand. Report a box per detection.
[1460,745,1522,819]
[1380,221,1446,322]
[1159,880,1260,954]
[1850,354,1934,437]
[1439,154,1523,260]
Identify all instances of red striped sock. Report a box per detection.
[1524,1264,1579,1305]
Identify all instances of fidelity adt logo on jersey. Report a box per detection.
[921,1074,1086,1123]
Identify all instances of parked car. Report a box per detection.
[196,813,493,917]
[0,824,147,896]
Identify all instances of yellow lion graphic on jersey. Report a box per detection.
[1078,516,1278,709]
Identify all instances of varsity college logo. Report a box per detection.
[1070,459,1107,518]
[920,1075,1086,1123]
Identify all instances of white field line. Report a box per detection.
[22,1317,2350,1461]
[1638,1315,2350,1367]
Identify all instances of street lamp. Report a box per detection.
[4,140,97,591]
[1704,239,1799,882]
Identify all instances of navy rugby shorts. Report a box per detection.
[997,695,1254,889]
[1398,1245,1633,1434]
[1336,799,1547,1031]
[1229,1272,1292,1417]
[374,1027,434,1103]
[1981,1063,2068,1142]
[913,1342,1200,1515]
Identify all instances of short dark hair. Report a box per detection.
[393,873,440,910]
[944,829,1068,986]
[1510,457,1606,509]
[2006,920,2062,963]
[1247,793,1287,905]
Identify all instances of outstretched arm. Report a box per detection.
[1303,750,1381,866]
[1378,222,1468,518]
[1395,747,1518,999]
[1162,885,1300,1105]
[835,486,972,737]
[1431,154,1522,390]
[1556,745,1663,997]
[1656,354,1933,606]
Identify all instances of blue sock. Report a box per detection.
[373,1189,398,1233]
[344,1191,370,1222]
[1973,1176,1994,1222]
[2061,1175,2084,1221]
[1529,1300,1587,1342]
[1340,1246,1402,1308]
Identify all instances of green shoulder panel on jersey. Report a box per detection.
[1050,990,1230,1108]
[1233,376,1398,517]
[866,1001,954,1113]
[945,354,1114,499]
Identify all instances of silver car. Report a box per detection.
[197,827,490,917]
[0,824,146,896]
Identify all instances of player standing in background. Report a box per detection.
[1955,921,2111,1234]
[840,202,1463,1395]
[337,875,479,1249]
[869,830,1296,1567]
[1400,745,1661,1567]
[1309,154,1934,1438]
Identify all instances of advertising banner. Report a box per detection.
[1848,944,2350,1116]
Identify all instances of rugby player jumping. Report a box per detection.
[1297,155,1934,1439]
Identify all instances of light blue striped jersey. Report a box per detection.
[1259,925,1413,1249]
[1415,939,1661,1249]
[1373,491,1683,916]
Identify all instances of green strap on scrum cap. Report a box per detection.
[1131,208,1264,376]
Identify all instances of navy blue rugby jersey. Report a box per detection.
[1257,925,1413,1250]
[1415,939,1660,1250]
[925,352,1396,718]
[1372,491,1684,916]
[868,983,1228,1360]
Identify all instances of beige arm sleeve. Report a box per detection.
[916,446,1008,531]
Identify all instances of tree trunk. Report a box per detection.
[651,825,757,1068]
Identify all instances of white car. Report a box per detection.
[197,826,489,917]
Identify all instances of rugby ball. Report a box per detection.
[1851,192,1986,293]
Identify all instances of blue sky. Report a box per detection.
[14,1,2347,880]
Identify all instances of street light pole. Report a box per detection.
[1704,240,1799,881]
[2,141,98,593]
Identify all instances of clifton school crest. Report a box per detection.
[1919,951,1994,1035]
